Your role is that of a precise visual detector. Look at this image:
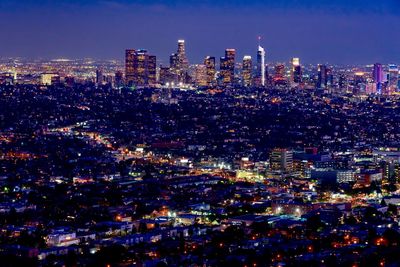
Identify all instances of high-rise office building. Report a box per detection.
[317,64,328,89]
[220,49,236,87]
[96,69,103,86]
[293,66,302,84]
[291,58,302,84]
[353,72,366,94]
[242,55,252,87]
[326,67,333,87]
[115,71,124,88]
[148,55,157,85]
[270,148,293,172]
[134,49,149,86]
[291,57,300,67]
[373,63,383,94]
[170,40,190,84]
[256,45,266,87]
[125,49,136,86]
[388,64,399,94]
[273,64,286,84]
[204,56,216,87]
[159,66,174,85]
[264,64,270,85]
[125,49,157,87]
[170,53,179,70]
[194,64,207,87]
[338,73,348,92]
[177,40,189,71]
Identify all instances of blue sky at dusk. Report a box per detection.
[1,0,399,64]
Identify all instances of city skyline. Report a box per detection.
[1,0,400,64]
[2,37,400,67]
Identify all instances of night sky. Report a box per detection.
[1,0,399,65]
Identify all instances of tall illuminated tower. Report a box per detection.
[204,56,216,87]
[317,64,328,89]
[242,55,252,87]
[373,63,383,94]
[170,40,189,83]
[273,64,285,83]
[194,64,207,87]
[148,55,157,85]
[220,49,236,87]
[115,71,124,88]
[96,69,103,86]
[125,49,136,86]
[125,48,156,87]
[256,41,266,87]
[177,40,189,71]
[134,49,148,86]
[270,148,293,172]
[388,64,399,94]
[291,58,302,84]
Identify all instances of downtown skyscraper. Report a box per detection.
[373,63,383,94]
[204,56,216,87]
[220,49,236,88]
[125,49,157,87]
[317,64,328,89]
[125,49,136,86]
[170,40,190,84]
[291,57,302,84]
[242,55,252,87]
[256,45,266,87]
[388,64,399,94]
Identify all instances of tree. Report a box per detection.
[138,221,148,233]
[387,204,398,215]
[95,245,127,266]
[306,214,323,232]
[250,222,269,235]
